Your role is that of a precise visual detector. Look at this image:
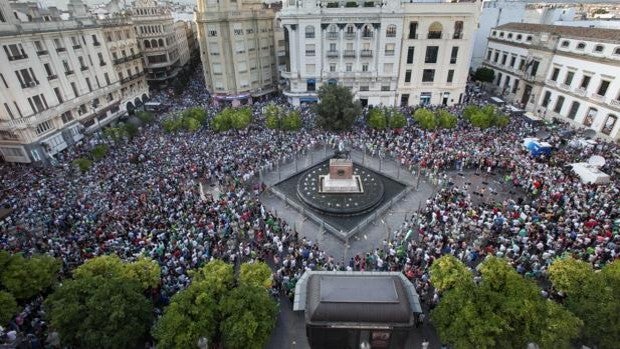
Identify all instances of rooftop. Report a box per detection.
[495,22,620,41]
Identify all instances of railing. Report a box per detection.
[344,32,356,40]
[590,93,605,102]
[422,82,434,86]
[36,50,48,56]
[408,33,418,39]
[384,50,395,56]
[327,32,338,39]
[56,47,66,52]
[326,50,338,57]
[574,87,587,97]
[453,33,463,39]
[65,70,74,76]
[558,83,570,91]
[47,75,58,81]
[343,50,356,57]
[361,32,373,39]
[427,31,442,39]
[8,54,28,61]
[80,66,88,71]
[73,44,82,49]
[360,49,372,57]
[545,79,557,86]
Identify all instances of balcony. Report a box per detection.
[360,49,372,57]
[344,32,356,40]
[453,33,463,39]
[21,81,39,88]
[47,75,58,81]
[558,83,570,91]
[326,50,339,57]
[384,50,395,56]
[408,33,418,40]
[327,32,338,40]
[545,79,557,87]
[36,50,48,56]
[610,99,620,108]
[93,41,101,47]
[590,93,605,102]
[73,44,82,49]
[113,57,128,65]
[65,70,75,76]
[343,50,356,58]
[56,47,66,52]
[574,88,587,97]
[80,66,88,71]
[361,32,373,39]
[427,31,442,39]
[8,54,28,61]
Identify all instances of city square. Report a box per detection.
[1,0,619,348]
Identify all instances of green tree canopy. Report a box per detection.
[282,110,302,131]
[413,108,437,130]
[429,255,472,292]
[219,285,278,349]
[436,110,458,129]
[1,253,60,300]
[264,103,281,130]
[315,84,361,131]
[212,107,252,132]
[73,255,160,291]
[474,67,495,83]
[0,291,18,326]
[387,108,407,129]
[136,111,154,124]
[73,158,93,172]
[45,275,153,349]
[548,258,620,349]
[90,144,108,161]
[432,257,582,349]
[462,105,510,129]
[239,262,272,289]
[189,259,234,295]
[366,108,387,130]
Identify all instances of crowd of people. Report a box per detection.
[1,68,618,347]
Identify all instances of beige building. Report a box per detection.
[195,0,278,106]
[0,0,135,163]
[132,0,183,89]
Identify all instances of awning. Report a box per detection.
[299,97,318,103]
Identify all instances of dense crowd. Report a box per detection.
[1,69,618,347]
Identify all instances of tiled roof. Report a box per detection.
[495,22,620,42]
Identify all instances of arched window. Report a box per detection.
[576,42,585,50]
[453,21,463,39]
[428,22,443,39]
[386,25,396,38]
[327,24,338,39]
[345,24,355,39]
[594,44,604,53]
[158,38,164,47]
[305,26,315,39]
[143,40,150,48]
[362,25,373,38]
[601,114,617,135]
[614,47,620,55]
[151,39,157,48]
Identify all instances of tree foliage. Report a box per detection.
[413,108,437,130]
[315,84,361,131]
[474,67,495,83]
[212,107,252,132]
[163,107,207,133]
[0,253,60,300]
[429,255,472,292]
[0,291,18,326]
[366,108,387,130]
[136,111,155,124]
[366,107,406,130]
[45,275,153,349]
[548,258,620,349]
[73,255,160,291]
[90,144,108,161]
[73,158,93,172]
[462,105,510,129]
[437,110,458,129]
[154,260,277,349]
[431,257,582,349]
[282,110,302,131]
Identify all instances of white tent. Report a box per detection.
[570,163,611,184]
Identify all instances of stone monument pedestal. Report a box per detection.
[319,159,363,193]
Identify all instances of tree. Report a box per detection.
[548,258,620,349]
[413,108,437,130]
[182,107,207,125]
[366,108,387,130]
[45,275,153,349]
[123,257,162,291]
[219,285,278,349]
[73,158,92,172]
[1,254,60,300]
[231,107,252,130]
[431,257,582,349]
[0,291,18,326]
[436,110,458,129]
[462,105,509,129]
[239,262,272,289]
[387,108,407,129]
[212,107,252,132]
[264,103,281,130]
[124,122,139,139]
[315,84,361,131]
[90,144,108,161]
[73,255,160,292]
[282,110,302,131]
[136,111,154,124]
[474,67,495,83]
[429,255,472,292]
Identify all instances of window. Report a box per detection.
[305,44,315,56]
[346,64,352,72]
[541,91,551,108]
[61,111,74,124]
[564,71,574,86]
[53,87,63,103]
[615,47,620,55]
[530,61,540,76]
[71,82,79,97]
[362,64,368,72]
[486,50,492,61]
[453,21,463,39]
[307,79,316,92]
[425,46,438,63]
[602,114,617,135]
[408,22,418,39]
[92,34,100,46]
[576,42,585,50]
[501,53,507,65]
[3,103,13,119]
[447,69,454,83]
[516,34,522,40]
[208,29,217,37]
[404,70,412,83]
[35,121,52,135]
[3,43,26,60]
[329,64,336,72]
[381,85,390,91]
[584,108,597,127]
[579,75,591,89]
[561,40,569,48]
[450,47,459,64]
[499,32,505,38]
[362,26,373,38]
[305,26,315,39]
[15,69,38,88]
[597,80,610,96]
[526,35,532,42]
[594,45,604,53]
[427,22,442,39]
[0,73,6,88]
[512,79,519,93]
[359,86,369,91]
[406,47,414,64]
[386,25,396,37]
[567,101,580,120]
[493,51,499,63]
[385,43,395,56]
[383,63,393,74]
[507,33,513,39]
[104,73,110,85]
[553,95,565,113]
[422,69,435,82]
[550,68,560,81]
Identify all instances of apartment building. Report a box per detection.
[196,0,278,106]
[278,0,479,107]
[482,23,620,140]
[0,0,127,163]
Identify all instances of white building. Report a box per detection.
[0,0,137,163]
[482,23,620,140]
[195,0,279,106]
[279,0,479,107]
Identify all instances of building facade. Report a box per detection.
[132,0,183,89]
[397,1,480,107]
[195,0,278,106]
[0,0,136,163]
[279,0,479,107]
[482,23,620,140]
